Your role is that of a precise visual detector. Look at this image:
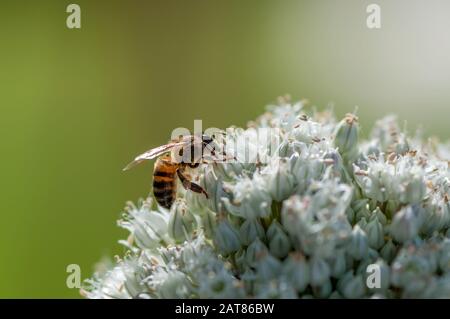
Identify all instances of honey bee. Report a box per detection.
[124,134,223,209]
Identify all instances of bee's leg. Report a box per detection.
[176,168,209,198]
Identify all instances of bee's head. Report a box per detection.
[201,134,214,145]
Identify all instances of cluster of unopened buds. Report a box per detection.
[83,98,450,299]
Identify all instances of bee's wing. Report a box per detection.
[123,142,185,171]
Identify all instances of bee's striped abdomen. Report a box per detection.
[152,157,178,209]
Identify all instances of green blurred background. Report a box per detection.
[0,0,449,298]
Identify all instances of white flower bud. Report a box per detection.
[168,200,196,243]
[202,166,228,213]
[290,152,325,194]
[222,174,272,219]
[156,270,191,299]
[398,172,426,204]
[263,158,296,201]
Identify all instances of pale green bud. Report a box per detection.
[345,206,355,224]
[439,245,450,273]
[329,291,343,299]
[368,248,380,260]
[351,199,369,213]
[269,229,291,259]
[357,217,368,230]
[266,221,291,258]
[239,218,265,245]
[380,239,397,263]
[348,225,369,260]
[328,249,347,278]
[366,216,385,249]
[266,220,283,241]
[234,249,247,272]
[283,253,310,292]
[214,217,241,255]
[202,167,228,213]
[254,279,297,299]
[355,208,371,223]
[246,238,268,267]
[352,199,371,222]
[310,256,331,286]
[255,252,282,280]
[312,278,332,298]
[389,205,422,243]
[197,269,245,299]
[338,271,365,299]
[371,207,387,225]
[385,200,400,218]
[168,200,196,243]
[200,209,216,238]
[334,113,359,162]
[241,269,256,294]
